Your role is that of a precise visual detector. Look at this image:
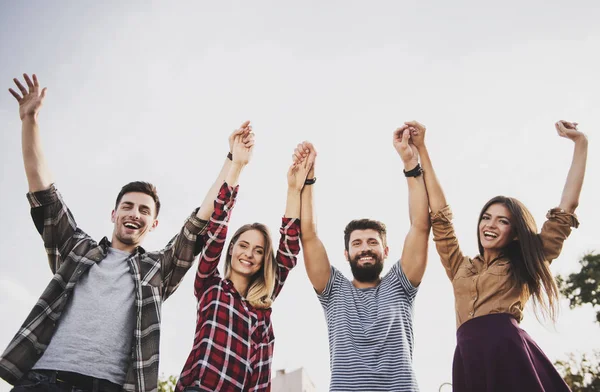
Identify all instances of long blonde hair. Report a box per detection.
[224,223,276,309]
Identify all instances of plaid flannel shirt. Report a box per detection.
[0,184,208,392]
[176,182,301,392]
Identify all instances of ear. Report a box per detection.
[149,219,159,232]
[383,246,390,258]
[344,249,349,262]
[111,210,116,223]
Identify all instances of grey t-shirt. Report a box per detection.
[318,263,419,392]
[34,247,136,385]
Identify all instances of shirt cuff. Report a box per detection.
[187,208,210,235]
[26,184,60,208]
[546,208,580,229]
[430,205,453,223]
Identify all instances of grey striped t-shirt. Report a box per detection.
[318,263,419,392]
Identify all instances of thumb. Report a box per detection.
[40,87,47,99]
[400,129,410,147]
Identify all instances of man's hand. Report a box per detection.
[292,141,317,174]
[556,120,587,143]
[229,120,254,153]
[405,120,427,150]
[393,125,418,167]
[231,127,255,166]
[288,147,314,191]
[9,73,47,121]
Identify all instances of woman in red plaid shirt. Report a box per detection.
[176,121,311,392]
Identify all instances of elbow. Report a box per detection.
[412,218,431,233]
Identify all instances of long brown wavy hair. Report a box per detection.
[477,196,559,321]
[224,223,276,309]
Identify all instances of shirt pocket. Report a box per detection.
[485,261,512,293]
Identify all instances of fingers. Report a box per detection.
[23,74,34,91]
[40,87,47,100]
[404,120,425,130]
[33,74,39,88]
[400,128,411,146]
[13,78,27,96]
[394,125,408,139]
[8,88,22,101]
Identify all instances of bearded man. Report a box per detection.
[294,123,431,392]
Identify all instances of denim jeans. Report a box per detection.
[11,370,120,392]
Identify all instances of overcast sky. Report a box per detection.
[1,1,599,391]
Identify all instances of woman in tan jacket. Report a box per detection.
[408,120,587,392]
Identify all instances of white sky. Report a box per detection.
[1,1,599,391]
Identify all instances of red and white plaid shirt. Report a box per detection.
[177,182,300,392]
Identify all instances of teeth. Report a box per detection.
[483,231,497,238]
[239,260,252,266]
[124,223,139,229]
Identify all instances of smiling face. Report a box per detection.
[111,192,158,250]
[478,203,515,257]
[229,229,266,279]
[345,229,388,282]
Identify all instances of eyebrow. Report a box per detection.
[483,213,511,221]
[238,240,264,249]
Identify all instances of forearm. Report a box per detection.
[417,145,447,214]
[22,116,53,192]
[558,137,588,213]
[405,173,430,232]
[300,175,318,241]
[285,188,301,219]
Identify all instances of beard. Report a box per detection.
[349,251,384,283]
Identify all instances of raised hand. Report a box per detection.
[231,125,255,166]
[393,125,418,167]
[405,120,427,150]
[555,120,586,143]
[288,142,315,191]
[229,120,253,153]
[292,141,317,170]
[9,74,47,121]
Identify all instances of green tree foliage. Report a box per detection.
[556,253,600,324]
[554,252,600,390]
[158,374,177,392]
[554,351,600,392]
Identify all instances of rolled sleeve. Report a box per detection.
[26,184,60,208]
[539,208,580,263]
[430,205,466,280]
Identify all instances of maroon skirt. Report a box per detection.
[452,313,570,392]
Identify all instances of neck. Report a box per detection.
[352,278,381,289]
[111,235,137,254]
[229,272,251,297]
[482,249,502,263]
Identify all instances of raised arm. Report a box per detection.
[294,142,331,294]
[537,121,587,262]
[409,121,466,280]
[270,157,311,299]
[555,120,587,214]
[193,131,254,298]
[393,125,430,287]
[9,73,53,192]
[161,123,254,299]
[196,121,253,221]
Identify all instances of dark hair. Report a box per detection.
[344,219,387,251]
[478,196,559,321]
[115,181,161,217]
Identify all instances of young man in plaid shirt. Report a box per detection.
[0,74,253,392]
